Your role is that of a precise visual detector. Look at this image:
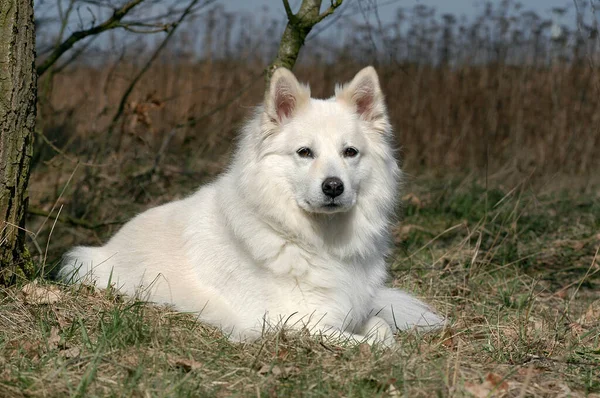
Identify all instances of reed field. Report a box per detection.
[1,1,599,396]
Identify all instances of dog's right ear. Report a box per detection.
[265,68,310,124]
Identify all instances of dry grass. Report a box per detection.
[28,1,600,261]
[33,0,600,179]
[3,179,600,397]
[37,61,600,175]
[9,1,599,396]
[29,59,600,262]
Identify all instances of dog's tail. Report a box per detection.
[57,246,110,284]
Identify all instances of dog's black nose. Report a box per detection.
[322,177,344,198]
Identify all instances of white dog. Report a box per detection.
[59,67,443,346]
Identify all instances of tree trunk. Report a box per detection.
[0,0,37,285]
[266,0,342,84]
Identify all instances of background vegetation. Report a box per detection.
[1,0,599,396]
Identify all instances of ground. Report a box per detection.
[1,177,599,397]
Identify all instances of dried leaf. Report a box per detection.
[569,322,585,337]
[388,384,401,397]
[465,373,509,397]
[60,346,81,359]
[48,327,61,350]
[13,340,39,357]
[464,381,491,398]
[502,327,519,341]
[168,356,203,372]
[554,288,568,299]
[258,364,282,376]
[530,317,544,331]
[358,342,372,359]
[283,366,300,376]
[551,239,585,251]
[485,372,509,391]
[402,193,422,207]
[394,224,428,241]
[55,308,72,329]
[578,300,600,326]
[258,364,298,378]
[517,366,541,376]
[380,378,398,391]
[258,364,272,375]
[440,328,456,348]
[276,347,289,360]
[21,281,62,305]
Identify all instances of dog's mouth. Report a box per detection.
[302,199,349,214]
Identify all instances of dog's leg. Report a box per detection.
[373,287,445,331]
[359,316,396,347]
[233,222,310,276]
[264,243,310,277]
[310,317,396,348]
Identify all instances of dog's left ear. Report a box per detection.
[336,66,389,131]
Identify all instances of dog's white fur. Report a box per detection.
[59,67,443,346]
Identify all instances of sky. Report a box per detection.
[215,0,586,39]
[220,0,576,22]
[35,0,592,59]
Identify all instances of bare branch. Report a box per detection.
[28,206,125,230]
[282,0,295,21]
[120,23,171,34]
[106,0,205,139]
[315,0,343,23]
[36,0,146,76]
[52,35,99,74]
[266,0,344,83]
[34,129,105,167]
[174,71,263,130]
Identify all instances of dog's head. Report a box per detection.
[250,66,398,217]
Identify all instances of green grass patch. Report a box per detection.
[2,179,599,397]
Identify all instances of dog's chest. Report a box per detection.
[273,258,382,331]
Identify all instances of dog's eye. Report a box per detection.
[296,147,314,158]
[343,147,359,158]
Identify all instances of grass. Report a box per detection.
[9,0,599,395]
[2,178,599,397]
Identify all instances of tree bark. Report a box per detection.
[0,0,37,285]
[266,0,342,84]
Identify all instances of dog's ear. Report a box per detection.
[265,68,310,124]
[336,66,388,130]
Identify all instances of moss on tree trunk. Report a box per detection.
[0,0,37,285]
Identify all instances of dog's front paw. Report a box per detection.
[374,287,446,332]
[362,316,396,348]
[265,244,310,277]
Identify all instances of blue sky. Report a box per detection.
[220,0,574,21]
[36,0,588,57]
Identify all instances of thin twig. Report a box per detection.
[35,130,106,167]
[37,0,146,76]
[315,0,344,23]
[106,0,207,139]
[52,35,99,74]
[28,207,126,230]
[131,70,264,180]
[173,71,264,130]
[282,0,296,21]
[42,205,62,276]
[34,163,80,237]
